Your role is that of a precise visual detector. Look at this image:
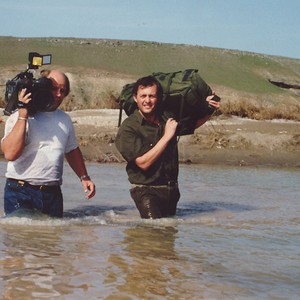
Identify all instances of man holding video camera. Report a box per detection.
[1,69,96,218]
[115,76,220,219]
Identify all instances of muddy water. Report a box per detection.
[0,162,299,299]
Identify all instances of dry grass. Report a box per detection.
[220,99,300,120]
[56,69,136,111]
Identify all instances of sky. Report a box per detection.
[0,0,300,59]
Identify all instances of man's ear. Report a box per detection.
[133,95,138,103]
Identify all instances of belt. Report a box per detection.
[165,180,178,187]
[7,178,60,191]
[132,180,178,188]
[152,180,178,187]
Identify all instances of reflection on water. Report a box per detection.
[107,226,182,299]
[0,162,299,299]
[0,226,65,299]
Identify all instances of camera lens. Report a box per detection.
[32,90,54,111]
[30,77,54,112]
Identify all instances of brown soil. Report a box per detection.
[1,109,299,168]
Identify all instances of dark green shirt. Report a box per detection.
[115,110,179,185]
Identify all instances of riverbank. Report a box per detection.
[1,109,299,168]
[69,109,300,168]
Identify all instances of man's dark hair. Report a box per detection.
[132,76,163,101]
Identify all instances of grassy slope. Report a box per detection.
[1,36,300,119]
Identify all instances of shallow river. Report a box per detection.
[0,161,299,299]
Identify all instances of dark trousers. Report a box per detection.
[4,179,63,218]
[130,184,180,219]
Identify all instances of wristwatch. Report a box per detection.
[80,175,90,181]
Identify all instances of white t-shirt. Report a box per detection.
[3,109,78,185]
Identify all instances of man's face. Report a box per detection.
[134,84,159,117]
[48,70,68,110]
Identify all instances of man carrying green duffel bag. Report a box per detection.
[115,73,220,219]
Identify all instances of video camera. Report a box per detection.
[4,52,53,116]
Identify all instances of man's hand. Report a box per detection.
[164,118,178,141]
[18,88,32,105]
[194,92,221,129]
[206,93,221,110]
[81,178,96,199]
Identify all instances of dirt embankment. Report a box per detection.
[67,110,300,168]
[0,109,299,168]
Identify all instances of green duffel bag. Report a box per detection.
[117,69,218,135]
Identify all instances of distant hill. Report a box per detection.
[1,36,300,120]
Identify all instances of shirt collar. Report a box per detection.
[134,109,161,126]
[134,109,144,125]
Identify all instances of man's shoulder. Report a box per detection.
[120,110,141,126]
[57,109,68,116]
[56,109,72,120]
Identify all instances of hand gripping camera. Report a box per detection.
[4,52,54,115]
